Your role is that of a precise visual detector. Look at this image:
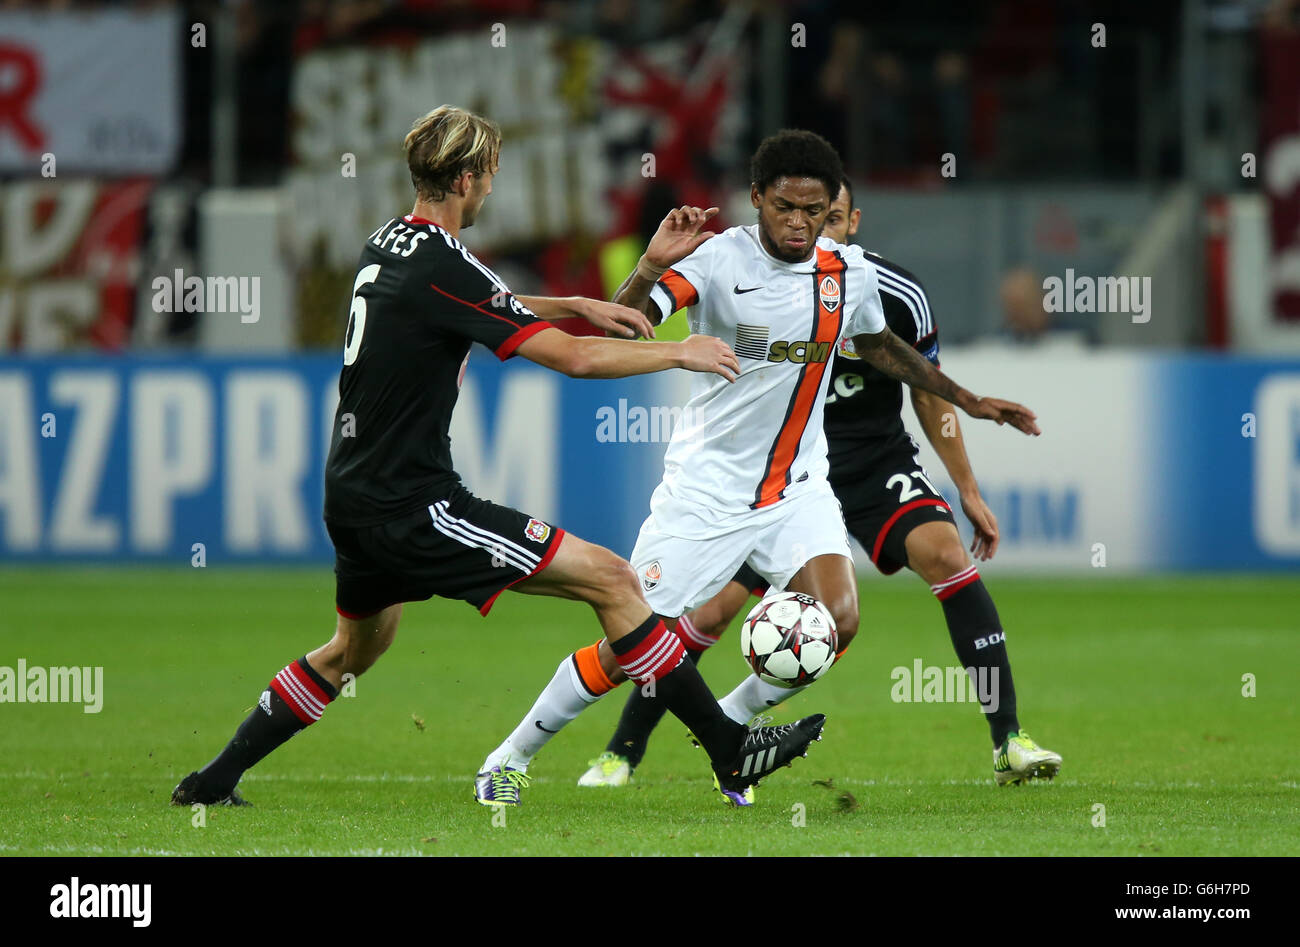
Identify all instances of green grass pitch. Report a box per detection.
[1,568,1296,856]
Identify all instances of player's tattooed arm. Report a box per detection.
[611,270,661,325]
[613,206,719,325]
[853,328,966,402]
[853,328,1041,435]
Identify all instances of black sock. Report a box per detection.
[935,577,1019,746]
[606,648,704,768]
[196,656,338,793]
[610,615,743,766]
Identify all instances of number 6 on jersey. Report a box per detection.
[343,264,382,366]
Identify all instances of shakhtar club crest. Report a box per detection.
[819,275,841,312]
[641,560,662,591]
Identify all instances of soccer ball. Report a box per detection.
[739,592,838,688]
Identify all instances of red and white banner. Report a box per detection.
[285,20,745,341]
[0,179,153,351]
[0,9,180,175]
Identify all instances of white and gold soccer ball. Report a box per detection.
[739,591,838,688]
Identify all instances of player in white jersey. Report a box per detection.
[475,130,1038,805]
[628,221,887,618]
[582,178,1061,795]
[618,130,1035,637]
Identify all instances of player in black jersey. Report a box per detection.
[579,178,1062,791]
[171,105,827,811]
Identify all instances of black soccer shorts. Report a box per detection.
[832,439,958,575]
[725,440,957,590]
[325,483,564,619]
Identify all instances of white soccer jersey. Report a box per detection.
[647,224,886,513]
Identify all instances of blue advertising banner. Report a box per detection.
[2,351,1298,572]
[1151,356,1300,570]
[0,352,669,564]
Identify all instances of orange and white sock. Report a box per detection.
[481,641,617,771]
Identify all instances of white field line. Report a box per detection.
[1,770,1262,790]
[0,770,561,785]
[0,842,432,857]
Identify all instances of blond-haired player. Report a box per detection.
[172,106,828,811]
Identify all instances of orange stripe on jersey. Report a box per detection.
[751,247,847,509]
[658,269,699,312]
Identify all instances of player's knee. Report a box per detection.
[350,636,392,675]
[686,604,728,639]
[320,622,394,678]
[311,636,348,677]
[917,541,970,584]
[824,595,859,646]
[585,550,641,609]
[316,636,371,677]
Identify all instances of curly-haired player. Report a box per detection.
[579,177,1062,795]
[478,130,1044,805]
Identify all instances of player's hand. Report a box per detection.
[644,205,720,269]
[678,334,739,382]
[571,297,657,339]
[963,396,1040,435]
[960,491,1000,560]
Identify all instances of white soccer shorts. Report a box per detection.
[629,478,851,618]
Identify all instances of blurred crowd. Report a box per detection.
[1,0,1285,352]
[232,0,1182,186]
[0,0,1217,186]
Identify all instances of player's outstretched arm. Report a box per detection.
[911,389,978,495]
[911,388,1000,559]
[515,326,738,381]
[515,295,656,339]
[612,206,719,324]
[853,327,1041,435]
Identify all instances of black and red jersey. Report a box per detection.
[323,214,550,526]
